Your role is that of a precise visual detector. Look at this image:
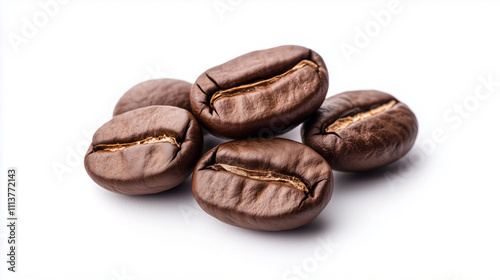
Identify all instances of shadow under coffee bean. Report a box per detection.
[83,45,420,232]
[84,106,203,195]
[301,90,418,171]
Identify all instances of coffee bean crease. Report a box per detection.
[209,59,319,108]
[91,134,180,153]
[206,163,309,194]
[325,100,397,133]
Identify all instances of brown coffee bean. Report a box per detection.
[190,45,329,139]
[84,106,203,195]
[113,79,192,116]
[301,90,418,171]
[192,138,334,231]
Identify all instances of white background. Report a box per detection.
[1,1,500,279]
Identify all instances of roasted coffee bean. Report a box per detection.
[113,79,192,116]
[192,138,334,231]
[85,106,203,195]
[301,90,418,171]
[190,45,329,139]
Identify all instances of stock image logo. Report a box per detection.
[8,0,69,53]
[282,236,339,280]
[339,0,403,63]
[385,74,499,191]
[212,0,243,21]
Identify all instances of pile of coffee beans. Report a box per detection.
[84,45,418,231]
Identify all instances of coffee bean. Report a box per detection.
[192,138,334,231]
[84,106,203,195]
[113,79,192,116]
[191,45,329,139]
[301,90,418,171]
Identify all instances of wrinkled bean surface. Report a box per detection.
[85,106,203,195]
[301,90,418,171]
[190,45,329,139]
[113,79,192,116]
[192,138,334,231]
